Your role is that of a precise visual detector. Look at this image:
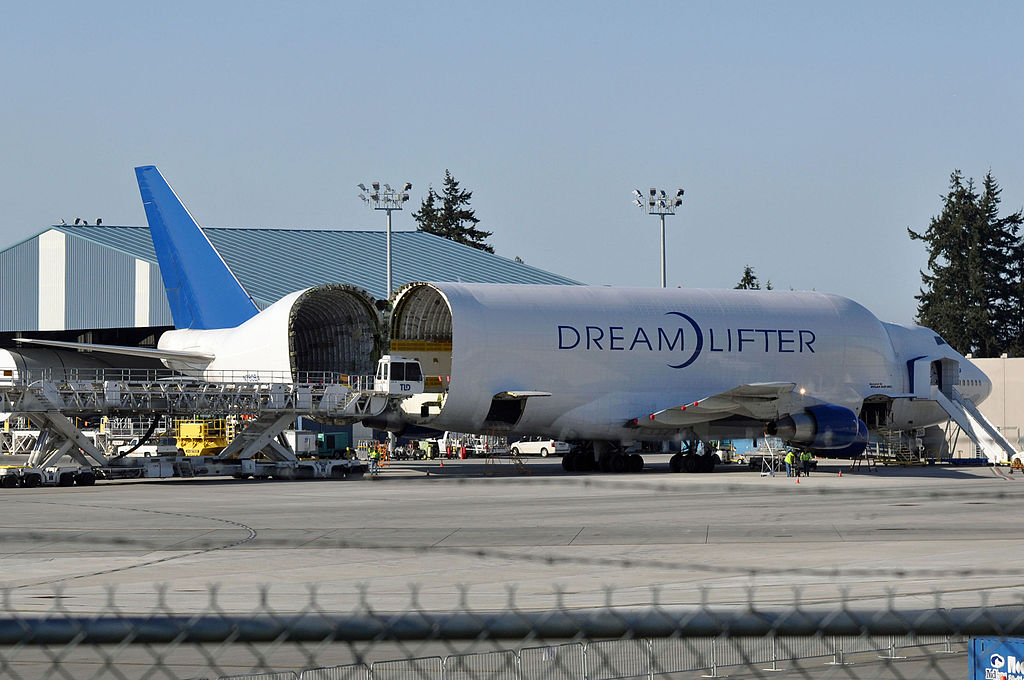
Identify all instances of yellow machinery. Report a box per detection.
[174,419,235,456]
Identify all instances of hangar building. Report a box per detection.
[0,223,577,341]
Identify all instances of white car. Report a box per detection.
[509,437,570,457]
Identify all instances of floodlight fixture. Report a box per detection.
[632,184,686,288]
[358,183,367,191]
[360,179,413,297]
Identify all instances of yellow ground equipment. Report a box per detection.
[174,419,235,456]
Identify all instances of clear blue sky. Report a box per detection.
[2,1,1021,324]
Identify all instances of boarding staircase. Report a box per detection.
[933,387,1017,465]
[868,430,919,465]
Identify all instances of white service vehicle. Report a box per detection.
[509,436,570,457]
[374,356,425,396]
[115,435,180,457]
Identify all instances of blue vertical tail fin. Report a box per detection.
[135,165,258,329]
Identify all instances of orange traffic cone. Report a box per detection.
[795,477,800,484]
[440,461,444,467]
[838,470,842,477]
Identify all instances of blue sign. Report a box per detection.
[970,636,1024,680]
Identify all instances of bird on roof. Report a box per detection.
[96,218,102,225]
[74,218,81,225]
[59,218,67,225]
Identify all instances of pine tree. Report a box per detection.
[413,170,494,253]
[980,172,1024,354]
[735,265,762,290]
[909,170,1023,357]
[910,171,980,354]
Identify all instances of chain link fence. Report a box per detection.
[1,583,1016,679]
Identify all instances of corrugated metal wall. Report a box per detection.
[64,235,136,330]
[0,238,39,332]
[149,263,173,326]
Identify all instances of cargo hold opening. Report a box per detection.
[288,284,382,379]
[390,283,453,394]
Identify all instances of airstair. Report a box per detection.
[868,430,920,465]
[932,387,1018,465]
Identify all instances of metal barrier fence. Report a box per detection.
[204,634,969,680]
[0,584,995,680]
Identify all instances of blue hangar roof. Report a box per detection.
[54,224,579,306]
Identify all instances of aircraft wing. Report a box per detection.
[636,382,798,428]
[14,338,215,363]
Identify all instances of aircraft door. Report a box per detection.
[908,356,959,399]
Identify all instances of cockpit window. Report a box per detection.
[934,336,946,346]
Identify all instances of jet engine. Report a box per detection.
[768,404,868,454]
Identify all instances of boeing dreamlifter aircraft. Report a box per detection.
[12,166,1013,472]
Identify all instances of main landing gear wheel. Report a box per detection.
[682,454,699,473]
[561,453,575,472]
[574,451,594,472]
[609,452,627,473]
[669,453,683,473]
[698,455,716,473]
[627,454,644,473]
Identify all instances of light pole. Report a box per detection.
[359,181,412,297]
[633,187,684,288]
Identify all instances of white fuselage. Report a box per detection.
[392,283,990,442]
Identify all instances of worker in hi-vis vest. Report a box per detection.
[784,450,796,477]
[800,450,813,477]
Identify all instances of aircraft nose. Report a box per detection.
[981,370,993,400]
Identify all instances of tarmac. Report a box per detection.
[1,454,1021,611]
[0,454,1017,677]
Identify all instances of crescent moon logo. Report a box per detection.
[664,311,703,369]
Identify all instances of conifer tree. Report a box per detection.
[735,265,772,290]
[909,170,1023,357]
[413,170,494,253]
[980,172,1024,354]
